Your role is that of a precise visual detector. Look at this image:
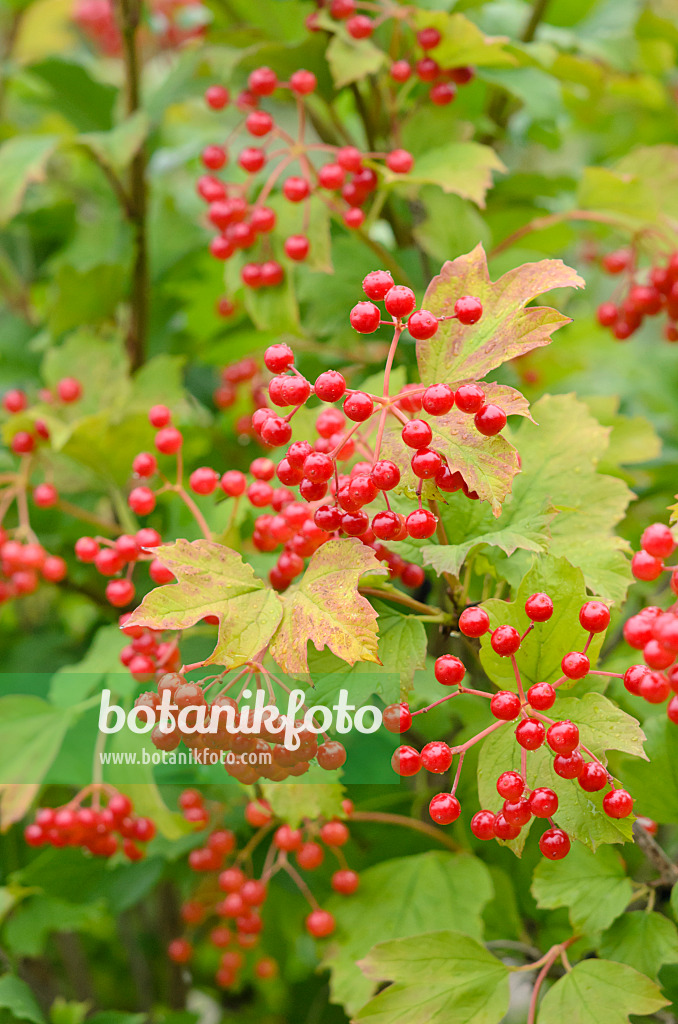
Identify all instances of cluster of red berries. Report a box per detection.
[2,377,83,455]
[387,594,635,860]
[24,787,156,860]
[119,616,181,681]
[309,2,474,107]
[597,249,678,342]
[72,0,206,56]
[75,521,166,610]
[212,355,265,421]
[623,521,678,721]
[168,793,357,987]
[133,671,348,783]
[198,66,416,309]
[0,531,66,603]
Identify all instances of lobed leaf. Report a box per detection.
[537,959,668,1024]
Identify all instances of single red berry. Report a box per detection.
[305,909,335,938]
[474,404,506,436]
[602,249,631,274]
[350,301,381,333]
[221,470,246,496]
[539,828,570,860]
[402,563,425,588]
[459,606,490,637]
[383,702,412,733]
[205,84,229,109]
[470,810,496,840]
[155,427,183,454]
[3,389,27,413]
[429,793,461,825]
[561,652,590,679]
[490,691,521,720]
[371,510,404,541]
[502,797,531,826]
[497,771,524,800]
[390,60,412,83]
[547,720,579,755]
[603,788,633,818]
[315,371,346,402]
[384,285,416,317]
[434,655,465,686]
[416,57,439,81]
[579,600,610,633]
[668,695,678,724]
[248,66,278,96]
[411,448,442,479]
[493,814,521,840]
[273,825,302,851]
[632,550,664,581]
[129,487,155,515]
[11,431,34,454]
[420,740,453,773]
[402,419,432,449]
[290,69,317,94]
[430,81,456,105]
[525,592,553,622]
[265,343,294,373]
[304,452,335,482]
[406,508,437,539]
[106,579,135,607]
[344,392,374,422]
[362,270,393,300]
[417,26,441,48]
[189,467,219,495]
[320,820,350,847]
[490,625,521,657]
[168,938,193,963]
[454,296,482,324]
[391,745,421,776]
[597,301,618,327]
[347,13,373,37]
[371,460,400,490]
[455,383,485,414]
[641,523,676,558]
[283,176,310,202]
[33,482,58,508]
[526,682,556,711]
[515,719,545,750]
[553,751,584,779]
[578,761,608,792]
[422,383,454,416]
[202,145,226,170]
[331,869,359,895]
[57,377,82,403]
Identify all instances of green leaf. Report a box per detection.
[417,244,584,386]
[618,716,678,822]
[77,111,149,174]
[354,931,511,1024]
[0,975,46,1024]
[48,263,128,337]
[27,57,116,131]
[0,135,58,225]
[599,912,678,979]
[3,896,101,957]
[411,11,516,68]
[321,852,493,1015]
[259,783,345,828]
[326,33,386,88]
[501,395,635,604]
[537,959,668,1024]
[532,844,633,934]
[269,539,387,675]
[578,146,678,242]
[0,697,75,828]
[386,143,506,209]
[479,555,606,691]
[127,540,283,670]
[41,331,131,418]
[49,625,127,706]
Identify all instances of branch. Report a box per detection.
[359,585,449,620]
[350,811,461,851]
[522,0,551,42]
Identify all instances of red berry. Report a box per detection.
[33,482,58,508]
[417,26,441,49]
[401,419,432,449]
[546,720,579,755]
[490,625,521,657]
[553,751,584,779]
[429,793,460,825]
[221,470,246,496]
[315,371,346,402]
[526,682,556,710]
[284,234,310,261]
[579,601,610,633]
[434,655,465,686]
[283,176,310,202]
[490,691,521,720]
[371,460,400,490]
[11,431,34,454]
[474,404,506,437]
[350,301,381,333]
[265,343,294,373]
[579,761,608,792]
[383,702,412,733]
[502,797,531,826]
[416,57,439,81]
[470,810,496,840]
[372,510,404,541]
[168,938,193,963]
[391,745,421,776]
[459,606,490,637]
[525,592,553,622]
[390,60,412,83]
[497,771,524,800]
[290,69,317,94]
[632,551,664,581]
[454,296,483,325]
[411,448,442,479]
[602,249,631,274]
[273,825,302,851]
[337,146,363,171]
[561,652,590,679]
[422,383,454,415]
[129,487,155,515]
[189,467,219,495]
[155,427,183,454]
[347,13,373,37]
[641,523,675,558]
[420,740,453,773]
[597,302,618,327]
[332,869,359,894]
[603,788,633,818]
[344,392,373,422]
[106,579,135,607]
[539,828,570,859]
[57,377,82,403]
[406,508,437,539]
[202,145,226,170]
[306,909,334,938]
[362,270,394,299]
[430,82,456,105]
[248,66,278,96]
[455,384,485,414]
[3,389,27,413]
[493,814,520,840]
[384,285,416,317]
[515,719,545,750]
[320,820,349,847]
[205,84,229,109]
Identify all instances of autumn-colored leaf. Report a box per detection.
[381,383,533,515]
[417,244,584,386]
[126,539,283,669]
[269,538,387,675]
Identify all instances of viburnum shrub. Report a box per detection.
[6,0,678,1020]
